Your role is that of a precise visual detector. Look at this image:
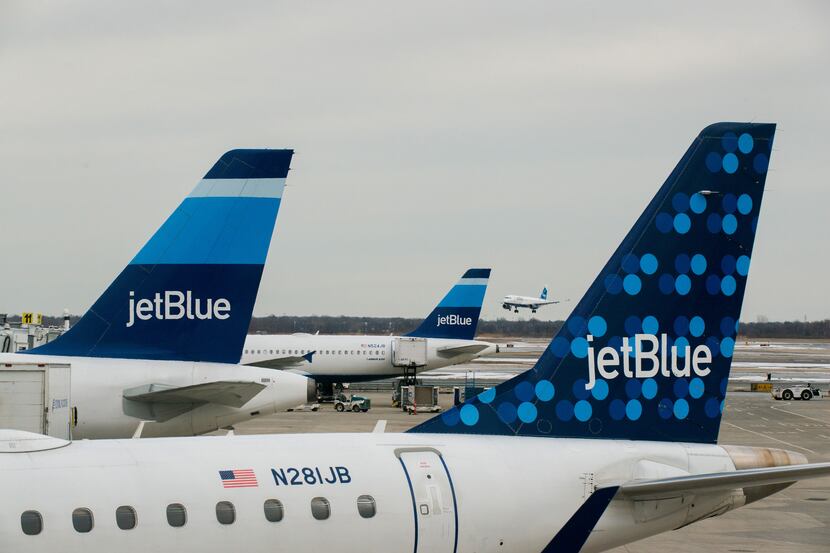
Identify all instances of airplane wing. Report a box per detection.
[615,462,830,499]
[245,351,315,370]
[437,343,492,357]
[122,381,267,422]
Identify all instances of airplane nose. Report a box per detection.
[306,378,318,403]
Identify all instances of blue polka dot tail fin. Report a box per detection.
[409,123,776,444]
[407,268,491,340]
[25,149,293,364]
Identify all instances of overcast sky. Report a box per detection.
[1,1,828,323]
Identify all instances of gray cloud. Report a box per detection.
[1,1,828,323]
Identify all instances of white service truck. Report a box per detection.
[771,383,822,401]
[0,363,72,439]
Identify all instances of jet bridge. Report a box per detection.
[0,363,72,439]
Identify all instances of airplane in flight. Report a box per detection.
[3,122,827,553]
[502,286,561,313]
[242,268,497,395]
[2,149,315,439]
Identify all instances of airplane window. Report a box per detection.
[282,350,286,355]
[338,350,342,355]
[166,503,187,528]
[270,349,274,354]
[357,495,376,518]
[257,350,262,354]
[72,508,94,533]
[310,497,330,520]
[215,501,236,525]
[264,499,284,522]
[244,349,248,354]
[115,506,137,530]
[20,510,42,536]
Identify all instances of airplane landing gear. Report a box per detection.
[317,382,335,402]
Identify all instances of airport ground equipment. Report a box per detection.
[333,394,370,412]
[400,384,440,413]
[772,383,823,401]
[0,363,71,439]
[0,316,66,353]
[392,337,426,385]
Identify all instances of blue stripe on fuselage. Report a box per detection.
[131,196,281,265]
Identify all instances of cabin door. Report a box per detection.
[398,448,457,553]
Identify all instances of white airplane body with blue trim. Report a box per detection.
[242,269,496,385]
[502,287,559,313]
[0,150,314,439]
[0,430,821,553]
[3,124,830,553]
[243,334,496,382]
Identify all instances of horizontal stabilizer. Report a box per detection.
[246,351,315,370]
[617,462,830,499]
[437,343,492,357]
[124,381,266,408]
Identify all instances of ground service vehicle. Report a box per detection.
[772,383,822,401]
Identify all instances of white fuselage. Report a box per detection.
[242,334,496,381]
[0,432,747,553]
[502,295,556,309]
[0,352,311,439]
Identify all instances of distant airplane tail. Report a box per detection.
[410,123,775,444]
[541,287,548,300]
[26,149,293,364]
[407,268,491,340]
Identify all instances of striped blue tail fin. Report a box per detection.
[410,123,775,444]
[407,268,491,340]
[27,149,293,364]
[541,287,548,300]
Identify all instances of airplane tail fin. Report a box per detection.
[541,287,548,300]
[410,123,775,443]
[407,268,491,340]
[27,149,293,364]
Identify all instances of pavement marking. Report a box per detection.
[722,421,816,454]
[769,404,830,426]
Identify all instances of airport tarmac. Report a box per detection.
[225,338,830,552]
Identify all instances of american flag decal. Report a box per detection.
[219,469,258,488]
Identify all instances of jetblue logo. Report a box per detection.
[586,334,712,390]
[126,291,231,328]
[437,314,473,327]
